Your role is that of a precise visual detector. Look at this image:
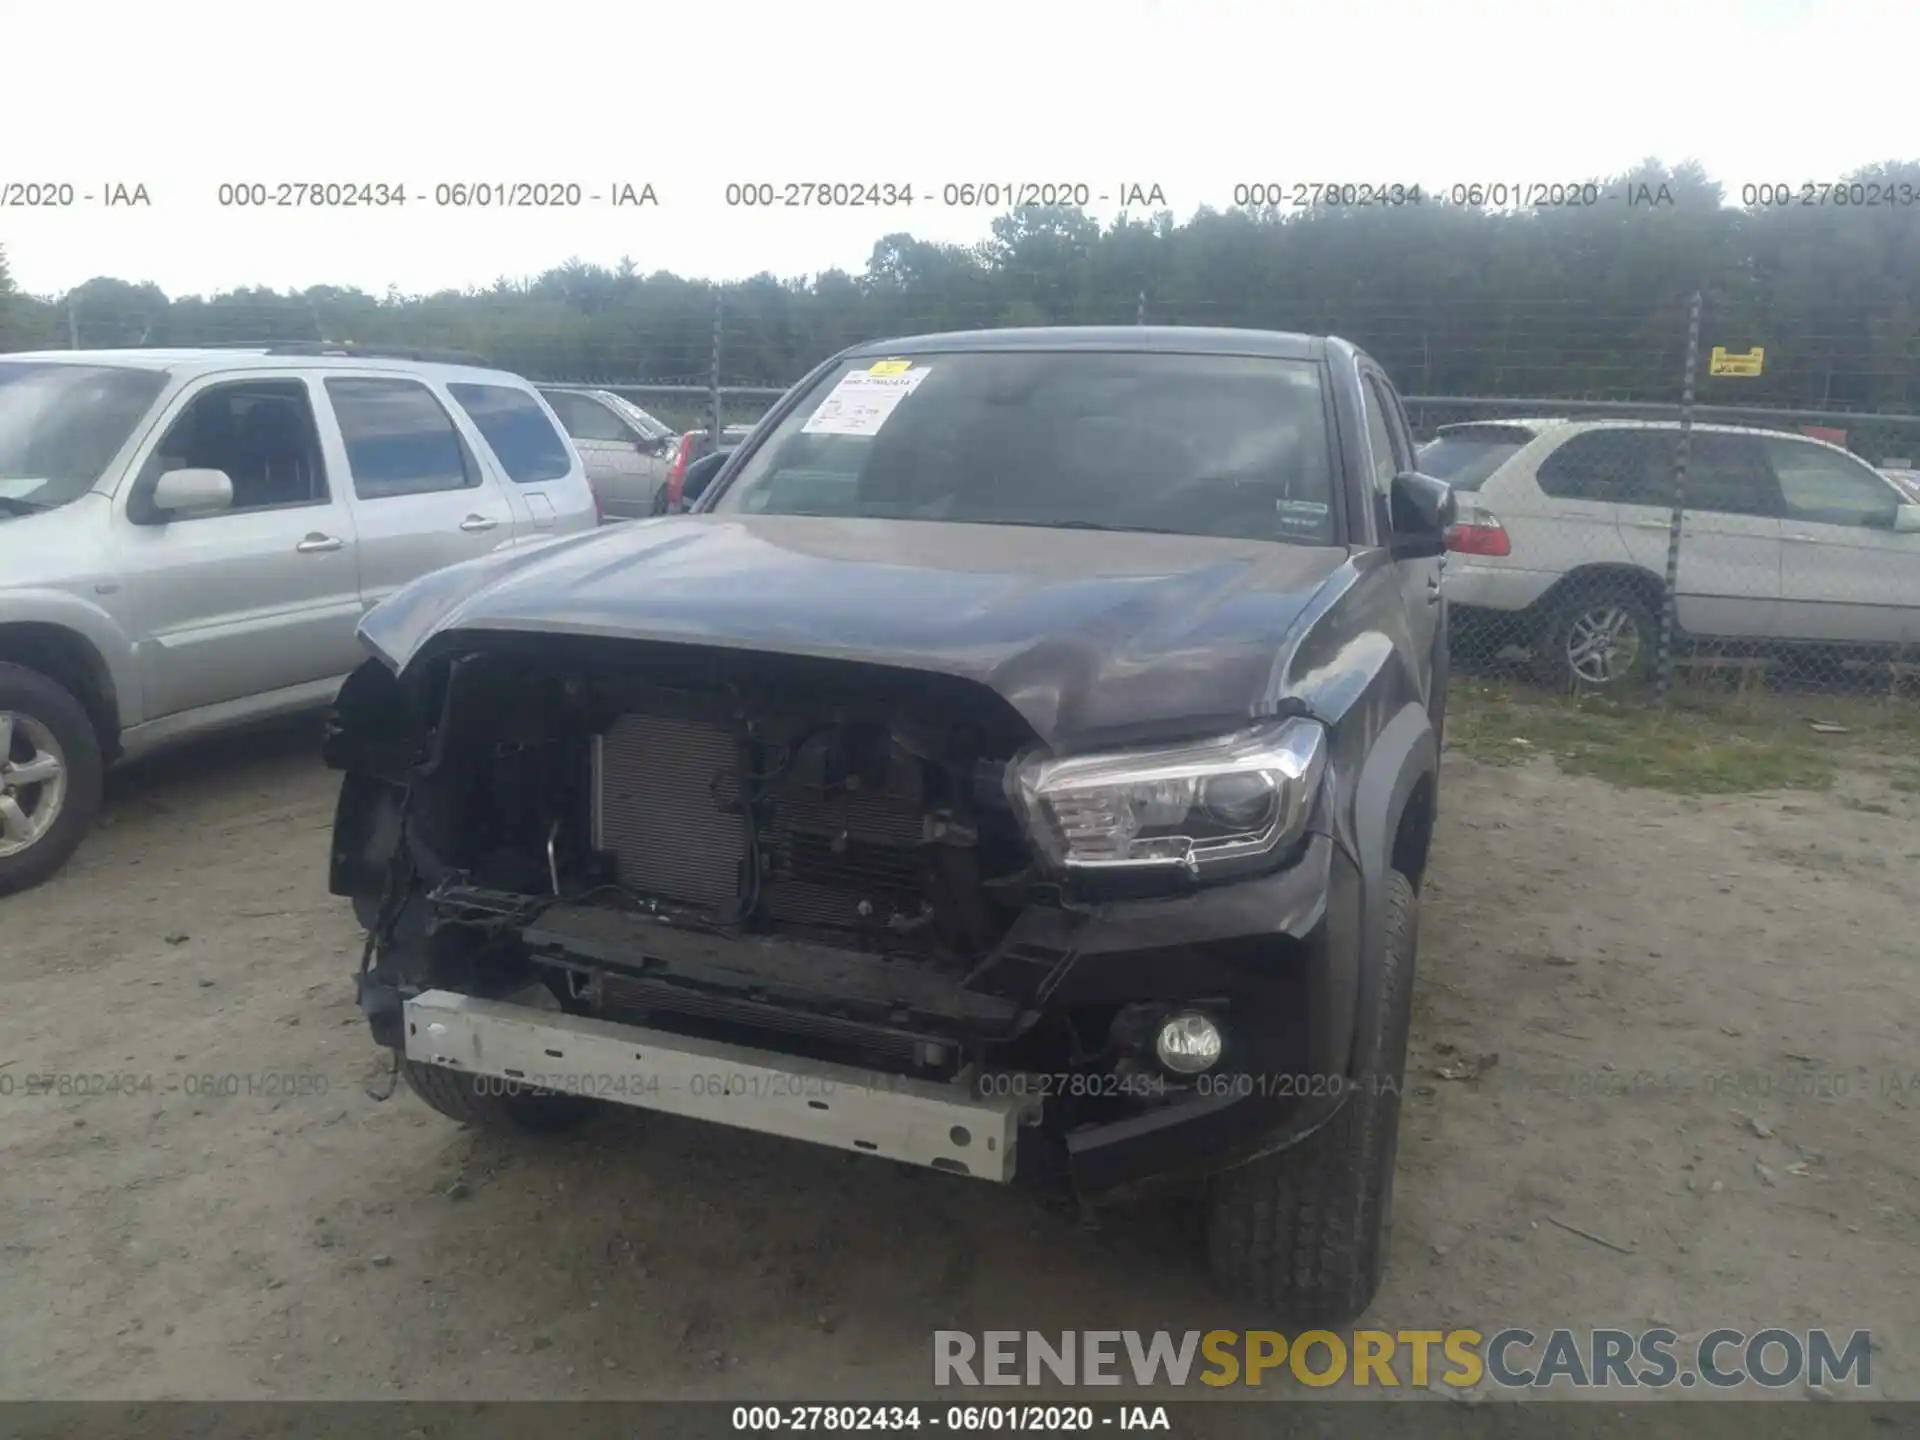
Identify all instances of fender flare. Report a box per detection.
[0,593,141,738]
[1344,700,1438,1074]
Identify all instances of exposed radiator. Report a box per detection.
[595,710,933,937]
[594,714,745,909]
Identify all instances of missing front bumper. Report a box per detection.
[403,989,1035,1181]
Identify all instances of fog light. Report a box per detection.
[1154,1011,1223,1074]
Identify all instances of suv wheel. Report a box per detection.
[399,1058,597,1134]
[1536,587,1658,690]
[0,663,105,897]
[1204,869,1417,1324]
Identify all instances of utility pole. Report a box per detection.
[1655,291,1703,703]
[709,286,724,446]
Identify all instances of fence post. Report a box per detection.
[67,299,79,350]
[709,285,724,445]
[1655,291,1703,702]
[1136,291,1146,326]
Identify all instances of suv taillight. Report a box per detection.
[1445,508,1511,557]
[665,433,697,508]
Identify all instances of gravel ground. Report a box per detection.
[1,716,1915,1401]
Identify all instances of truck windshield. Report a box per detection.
[0,361,169,513]
[710,351,1338,544]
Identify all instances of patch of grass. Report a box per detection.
[1446,679,1883,794]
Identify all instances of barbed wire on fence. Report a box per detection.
[11,289,1920,404]
[6,281,1917,706]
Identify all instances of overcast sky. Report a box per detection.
[2,0,1911,298]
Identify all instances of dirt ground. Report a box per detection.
[2,713,1916,1402]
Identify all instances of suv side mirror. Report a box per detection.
[153,467,234,515]
[680,448,733,507]
[1895,503,1920,534]
[1388,470,1455,559]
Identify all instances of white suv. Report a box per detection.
[0,344,598,894]
[1421,418,1920,687]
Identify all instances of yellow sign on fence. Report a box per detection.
[1709,346,1765,377]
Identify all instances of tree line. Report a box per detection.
[2,158,1917,412]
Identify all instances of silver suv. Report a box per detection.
[0,344,598,894]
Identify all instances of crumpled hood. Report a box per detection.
[359,514,1352,749]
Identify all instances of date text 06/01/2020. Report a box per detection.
[719,183,1169,209]
[0,1071,330,1099]
[210,182,660,208]
[463,1069,1408,1103]
[730,1404,1170,1432]
[469,1070,836,1100]
[972,1071,1400,1100]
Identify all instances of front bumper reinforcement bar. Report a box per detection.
[404,989,1035,1182]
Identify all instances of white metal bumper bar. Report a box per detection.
[403,989,1033,1182]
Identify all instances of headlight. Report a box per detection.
[1010,718,1327,878]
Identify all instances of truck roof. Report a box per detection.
[842,326,1350,363]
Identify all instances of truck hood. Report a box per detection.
[359,514,1352,749]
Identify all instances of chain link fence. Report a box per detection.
[1407,295,1920,702]
[20,283,1920,704]
[550,291,1920,706]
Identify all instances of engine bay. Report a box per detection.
[590,700,1032,962]
[343,641,1094,1077]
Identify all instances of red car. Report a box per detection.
[655,424,757,514]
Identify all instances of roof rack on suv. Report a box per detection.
[186,341,495,365]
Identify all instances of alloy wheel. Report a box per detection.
[0,711,69,859]
[1565,605,1643,686]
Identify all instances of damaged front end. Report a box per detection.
[327,631,1345,1194]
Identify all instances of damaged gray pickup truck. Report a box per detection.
[323,326,1455,1323]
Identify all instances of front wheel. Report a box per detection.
[0,663,105,897]
[1204,870,1417,1324]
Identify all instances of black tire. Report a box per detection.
[399,1058,596,1134]
[1204,870,1417,1325]
[1534,583,1660,691]
[0,662,106,897]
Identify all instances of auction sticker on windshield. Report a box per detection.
[802,368,931,437]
